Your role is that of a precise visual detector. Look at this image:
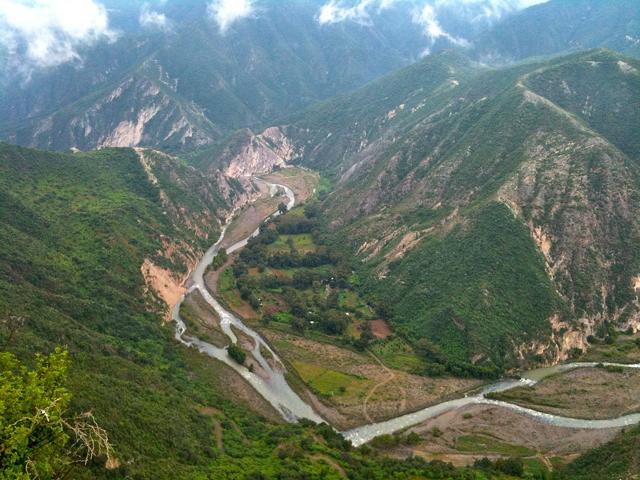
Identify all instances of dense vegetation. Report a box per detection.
[0,144,234,477]
[2,344,536,480]
[0,143,536,478]
[223,204,378,349]
[1,349,81,478]
[362,204,559,376]
[2,3,640,476]
[220,200,558,379]
[557,425,640,480]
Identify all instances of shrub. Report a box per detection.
[228,344,246,365]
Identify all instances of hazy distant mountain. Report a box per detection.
[473,0,640,62]
[0,0,429,151]
[3,0,637,154]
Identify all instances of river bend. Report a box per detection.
[172,179,640,446]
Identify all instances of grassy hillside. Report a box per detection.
[524,50,640,160]
[0,143,233,477]
[364,204,559,373]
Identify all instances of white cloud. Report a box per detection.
[412,3,469,47]
[0,0,114,74]
[318,0,401,25]
[207,0,255,34]
[318,0,548,29]
[139,2,170,30]
[317,0,548,54]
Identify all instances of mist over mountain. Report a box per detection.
[2,0,637,154]
[473,0,640,62]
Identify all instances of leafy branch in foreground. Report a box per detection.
[0,348,113,479]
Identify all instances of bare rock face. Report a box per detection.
[220,127,298,178]
[8,66,219,152]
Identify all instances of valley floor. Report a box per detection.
[490,366,640,420]
[174,167,640,476]
[396,403,620,472]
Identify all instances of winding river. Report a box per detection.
[172,180,640,447]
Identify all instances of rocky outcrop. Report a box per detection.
[219,127,298,178]
[9,67,219,152]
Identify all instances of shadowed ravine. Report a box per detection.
[172,179,640,446]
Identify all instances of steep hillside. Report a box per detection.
[557,425,640,480]
[474,0,640,62]
[277,49,640,373]
[0,144,236,477]
[2,61,222,152]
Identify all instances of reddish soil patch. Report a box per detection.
[141,258,186,319]
[369,319,392,339]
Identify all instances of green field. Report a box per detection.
[455,435,535,457]
[370,337,425,373]
[266,233,318,255]
[292,360,371,398]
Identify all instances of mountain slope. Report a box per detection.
[275,49,640,372]
[4,0,638,154]
[0,143,530,479]
[0,0,430,152]
[0,144,240,476]
[474,0,640,62]
[557,425,640,480]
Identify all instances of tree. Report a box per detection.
[278,202,288,215]
[291,317,307,334]
[227,344,246,365]
[211,248,228,270]
[325,290,339,309]
[0,348,113,479]
[319,310,347,335]
[304,203,321,219]
[354,322,375,351]
[0,315,26,347]
[495,457,524,476]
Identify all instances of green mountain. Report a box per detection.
[558,425,640,480]
[274,49,640,373]
[2,2,640,478]
[0,143,236,477]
